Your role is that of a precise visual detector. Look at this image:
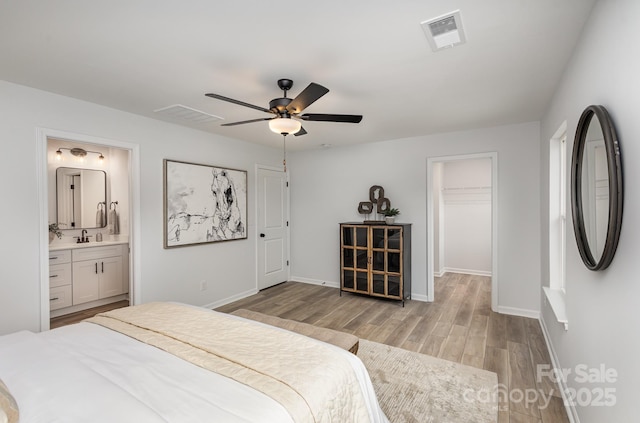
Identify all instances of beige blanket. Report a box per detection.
[87,302,372,423]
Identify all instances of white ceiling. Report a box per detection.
[0,0,596,150]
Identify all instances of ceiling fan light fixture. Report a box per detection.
[269,117,301,135]
[206,79,362,136]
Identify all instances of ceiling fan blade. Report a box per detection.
[205,93,273,114]
[300,113,363,123]
[221,117,273,127]
[286,83,329,114]
[293,127,307,137]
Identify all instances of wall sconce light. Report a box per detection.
[56,147,105,162]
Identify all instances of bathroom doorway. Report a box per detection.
[37,128,141,331]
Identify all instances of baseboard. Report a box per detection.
[293,276,429,303]
[434,269,446,278]
[410,293,430,302]
[290,276,340,289]
[204,288,258,310]
[442,267,492,277]
[50,294,129,318]
[497,306,540,319]
[539,316,580,423]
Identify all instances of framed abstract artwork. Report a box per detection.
[163,159,247,248]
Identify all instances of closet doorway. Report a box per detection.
[426,153,498,311]
[37,128,141,331]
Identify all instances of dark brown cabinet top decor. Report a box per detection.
[571,105,623,271]
[358,185,394,222]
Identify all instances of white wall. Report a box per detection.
[0,80,281,335]
[107,146,131,236]
[289,121,541,313]
[441,159,492,275]
[539,1,640,421]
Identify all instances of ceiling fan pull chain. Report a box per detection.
[282,134,287,172]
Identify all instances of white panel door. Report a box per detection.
[257,168,288,290]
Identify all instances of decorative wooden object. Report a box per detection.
[376,197,390,214]
[369,185,384,204]
[359,185,392,222]
[358,201,373,214]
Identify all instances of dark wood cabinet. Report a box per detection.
[340,222,411,305]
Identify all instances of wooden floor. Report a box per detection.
[50,300,129,329]
[216,274,570,423]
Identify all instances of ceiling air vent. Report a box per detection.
[154,104,223,124]
[421,10,466,52]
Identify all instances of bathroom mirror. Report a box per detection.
[56,167,107,230]
[571,105,623,270]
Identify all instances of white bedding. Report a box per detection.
[0,314,388,423]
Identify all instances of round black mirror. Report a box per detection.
[571,105,623,270]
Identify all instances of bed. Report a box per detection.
[0,302,389,423]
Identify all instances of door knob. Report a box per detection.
[260,233,265,238]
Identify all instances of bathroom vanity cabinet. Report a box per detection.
[49,243,129,314]
[48,250,73,311]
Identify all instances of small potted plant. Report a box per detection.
[382,208,400,224]
[49,223,62,243]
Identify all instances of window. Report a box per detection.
[558,135,567,293]
[544,123,568,329]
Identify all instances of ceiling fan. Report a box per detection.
[205,79,363,136]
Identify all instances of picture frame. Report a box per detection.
[163,159,247,248]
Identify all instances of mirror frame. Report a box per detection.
[571,105,623,271]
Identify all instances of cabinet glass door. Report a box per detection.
[356,249,368,270]
[388,252,401,273]
[343,226,354,246]
[387,228,401,250]
[372,273,385,295]
[343,248,354,268]
[343,269,355,290]
[372,250,385,272]
[386,227,402,274]
[388,275,401,297]
[372,227,385,249]
[371,226,387,274]
[353,225,370,293]
[356,227,368,247]
[356,271,369,292]
[371,226,386,296]
[341,225,370,294]
[341,226,355,291]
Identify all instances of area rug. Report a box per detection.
[358,339,498,423]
